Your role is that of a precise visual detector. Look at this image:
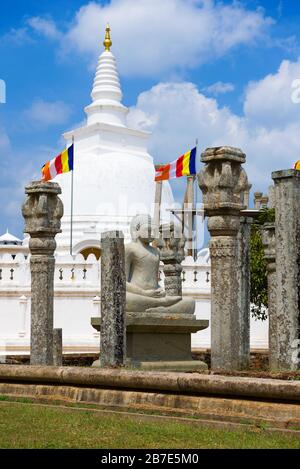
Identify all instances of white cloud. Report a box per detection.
[24,99,72,127]
[128,81,241,163]
[61,0,273,77]
[1,27,33,45]
[128,57,300,193]
[0,141,59,236]
[27,17,62,40]
[244,58,300,128]
[203,81,235,95]
[1,16,61,46]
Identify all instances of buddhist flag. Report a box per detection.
[155,147,197,182]
[294,160,300,170]
[42,144,74,181]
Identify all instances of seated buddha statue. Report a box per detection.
[125,214,195,314]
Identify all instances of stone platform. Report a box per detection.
[91,312,209,372]
[0,366,299,432]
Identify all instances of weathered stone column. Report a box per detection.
[100,231,126,367]
[22,181,63,365]
[254,192,263,210]
[261,222,277,370]
[272,170,300,371]
[198,146,249,371]
[157,223,185,296]
[236,182,253,370]
[53,328,63,366]
[244,183,252,209]
[236,216,252,370]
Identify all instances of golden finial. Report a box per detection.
[103,23,112,51]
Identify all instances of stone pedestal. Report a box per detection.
[198,146,249,371]
[92,313,208,371]
[22,181,63,366]
[272,170,300,371]
[100,231,126,367]
[261,223,277,370]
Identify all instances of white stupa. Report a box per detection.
[55,25,174,257]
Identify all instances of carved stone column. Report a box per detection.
[261,223,277,370]
[236,216,252,370]
[100,230,126,367]
[254,192,263,210]
[198,146,249,371]
[157,223,185,297]
[272,170,300,371]
[53,328,63,366]
[22,181,63,365]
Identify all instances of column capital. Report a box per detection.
[157,222,185,265]
[198,146,249,217]
[22,180,63,255]
[22,181,63,237]
[201,146,246,164]
[272,169,300,181]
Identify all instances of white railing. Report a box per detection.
[0,249,211,294]
[0,253,100,290]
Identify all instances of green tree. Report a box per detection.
[250,208,275,321]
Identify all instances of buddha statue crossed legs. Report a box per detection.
[125,214,195,315]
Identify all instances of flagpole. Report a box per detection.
[193,138,199,262]
[70,136,74,256]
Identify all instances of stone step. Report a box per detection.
[0,382,299,432]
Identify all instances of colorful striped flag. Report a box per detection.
[155,147,197,182]
[294,160,300,170]
[42,144,74,181]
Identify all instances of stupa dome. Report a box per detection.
[55,25,174,255]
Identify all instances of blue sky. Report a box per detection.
[1,0,300,237]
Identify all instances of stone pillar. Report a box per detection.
[153,180,163,233]
[254,192,263,210]
[22,181,63,366]
[261,223,277,370]
[272,170,300,371]
[244,183,252,209]
[184,176,195,257]
[198,146,249,371]
[268,185,276,208]
[100,231,126,367]
[260,195,269,209]
[236,217,252,370]
[53,328,63,366]
[157,223,185,296]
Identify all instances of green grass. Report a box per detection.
[0,402,299,449]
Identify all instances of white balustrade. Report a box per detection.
[0,248,269,353]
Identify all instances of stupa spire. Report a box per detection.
[103,23,112,51]
[84,24,128,127]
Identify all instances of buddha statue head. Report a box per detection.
[130,214,158,244]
